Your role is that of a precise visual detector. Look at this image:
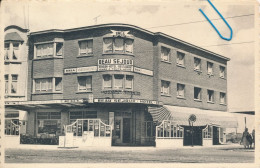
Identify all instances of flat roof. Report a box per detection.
[29,23,230,61]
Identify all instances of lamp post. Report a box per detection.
[188,114,196,147]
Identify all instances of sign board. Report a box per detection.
[64,66,97,74]
[101,90,140,95]
[133,67,153,76]
[98,64,133,71]
[189,114,197,123]
[94,98,160,105]
[98,59,133,65]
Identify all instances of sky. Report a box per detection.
[2,0,256,112]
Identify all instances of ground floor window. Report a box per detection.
[144,121,157,137]
[157,121,184,138]
[69,111,97,123]
[37,112,61,136]
[5,119,19,135]
[203,125,212,139]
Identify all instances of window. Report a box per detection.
[5,75,8,94]
[103,74,134,90]
[220,92,226,104]
[78,76,92,92]
[56,43,63,56]
[207,90,214,103]
[207,62,213,75]
[177,51,185,66]
[11,75,18,94]
[194,87,201,100]
[203,125,212,139]
[37,112,61,135]
[125,75,133,89]
[177,83,185,98]
[161,46,170,62]
[219,66,225,78]
[144,121,156,137]
[79,40,93,55]
[103,37,133,54]
[12,43,19,60]
[194,57,201,71]
[55,77,62,91]
[4,43,10,60]
[34,78,62,92]
[103,75,112,89]
[69,111,97,123]
[161,80,170,95]
[35,42,63,58]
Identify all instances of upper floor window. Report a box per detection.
[79,40,93,56]
[194,87,201,100]
[34,77,62,93]
[177,83,185,98]
[207,90,214,103]
[161,46,170,62]
[4,42,20,61]
[220,92,226,104]
[5,74,18,94]
[194,57,201,71]
[78,76,92,92]
[103,74,133,90]
[176,52,185,66]
[207,62,214,75]
[103,37,133,54]
[5,75,8,94]
[219,66,225,78]
[11,75,18,94]
[161,80,170,95]
[35,42,63,59]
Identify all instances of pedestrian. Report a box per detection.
[241,128,252,149]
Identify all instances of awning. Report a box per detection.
[148,105,238,128]
[5,32,24,42]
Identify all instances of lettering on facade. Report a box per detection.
[93,98,160,105]
[98,59,133,65]
[101,90,141,96]
[133,67,153,76]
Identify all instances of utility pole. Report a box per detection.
[93,15,101,25]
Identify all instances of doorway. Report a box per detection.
[213,126,220,145]
[183,126,203,146]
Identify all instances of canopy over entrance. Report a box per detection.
[148,105,237,128]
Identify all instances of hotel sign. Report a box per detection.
[98,59,133,72]
[101,90,140,95]
[94,98,161,105]
[64,66,97,74]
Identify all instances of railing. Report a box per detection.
[203,124,212,139]
[156,120,184,139]
[65,119,112,138]
[5,120,19,135]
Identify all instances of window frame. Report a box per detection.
[194,57,201,71]
[176,51,185,67]
[33,77,63,93]
[177,83,185,98]
[161,80,170,95]
[194,87,202,101]
[102,74,134,90]
[11,74,18,94]
[78,39,93,56]
[103,37,134,55]
[219,66,226,79]
[207,89,215,103]
[77,76,92,92]
[207,61,214,75]
[34,41,64,59]
[160,46,171,62]
[219,92,226,105]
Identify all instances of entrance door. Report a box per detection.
[183,126,203,146]
[123,118,131,143]
[213,126,220,145]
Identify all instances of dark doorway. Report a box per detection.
[213,126,220,145]
[123,118,131,143]
[183,126,203,146]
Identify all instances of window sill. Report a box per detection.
[207,101,215,104]
[176,64,186,68]
[76,91,92,94]
[32,92,63,95]
[220,103,227,106]
[102,52,134,56]
[161,94,171,97]
[33,56,63,61]
[77,54,94,58]
[161,60,171,64]
[194,99,202,102]
[5,94,25,98]
[4,60,22,64]
[177,96,185,100]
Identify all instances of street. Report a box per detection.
[5,144,254,163]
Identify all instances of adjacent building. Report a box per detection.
[4,26,29,144]
[5,23,237,147]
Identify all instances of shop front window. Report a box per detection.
[156,120,184,138]
[37,112,61,135]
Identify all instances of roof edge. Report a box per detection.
[5,25,29,32]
